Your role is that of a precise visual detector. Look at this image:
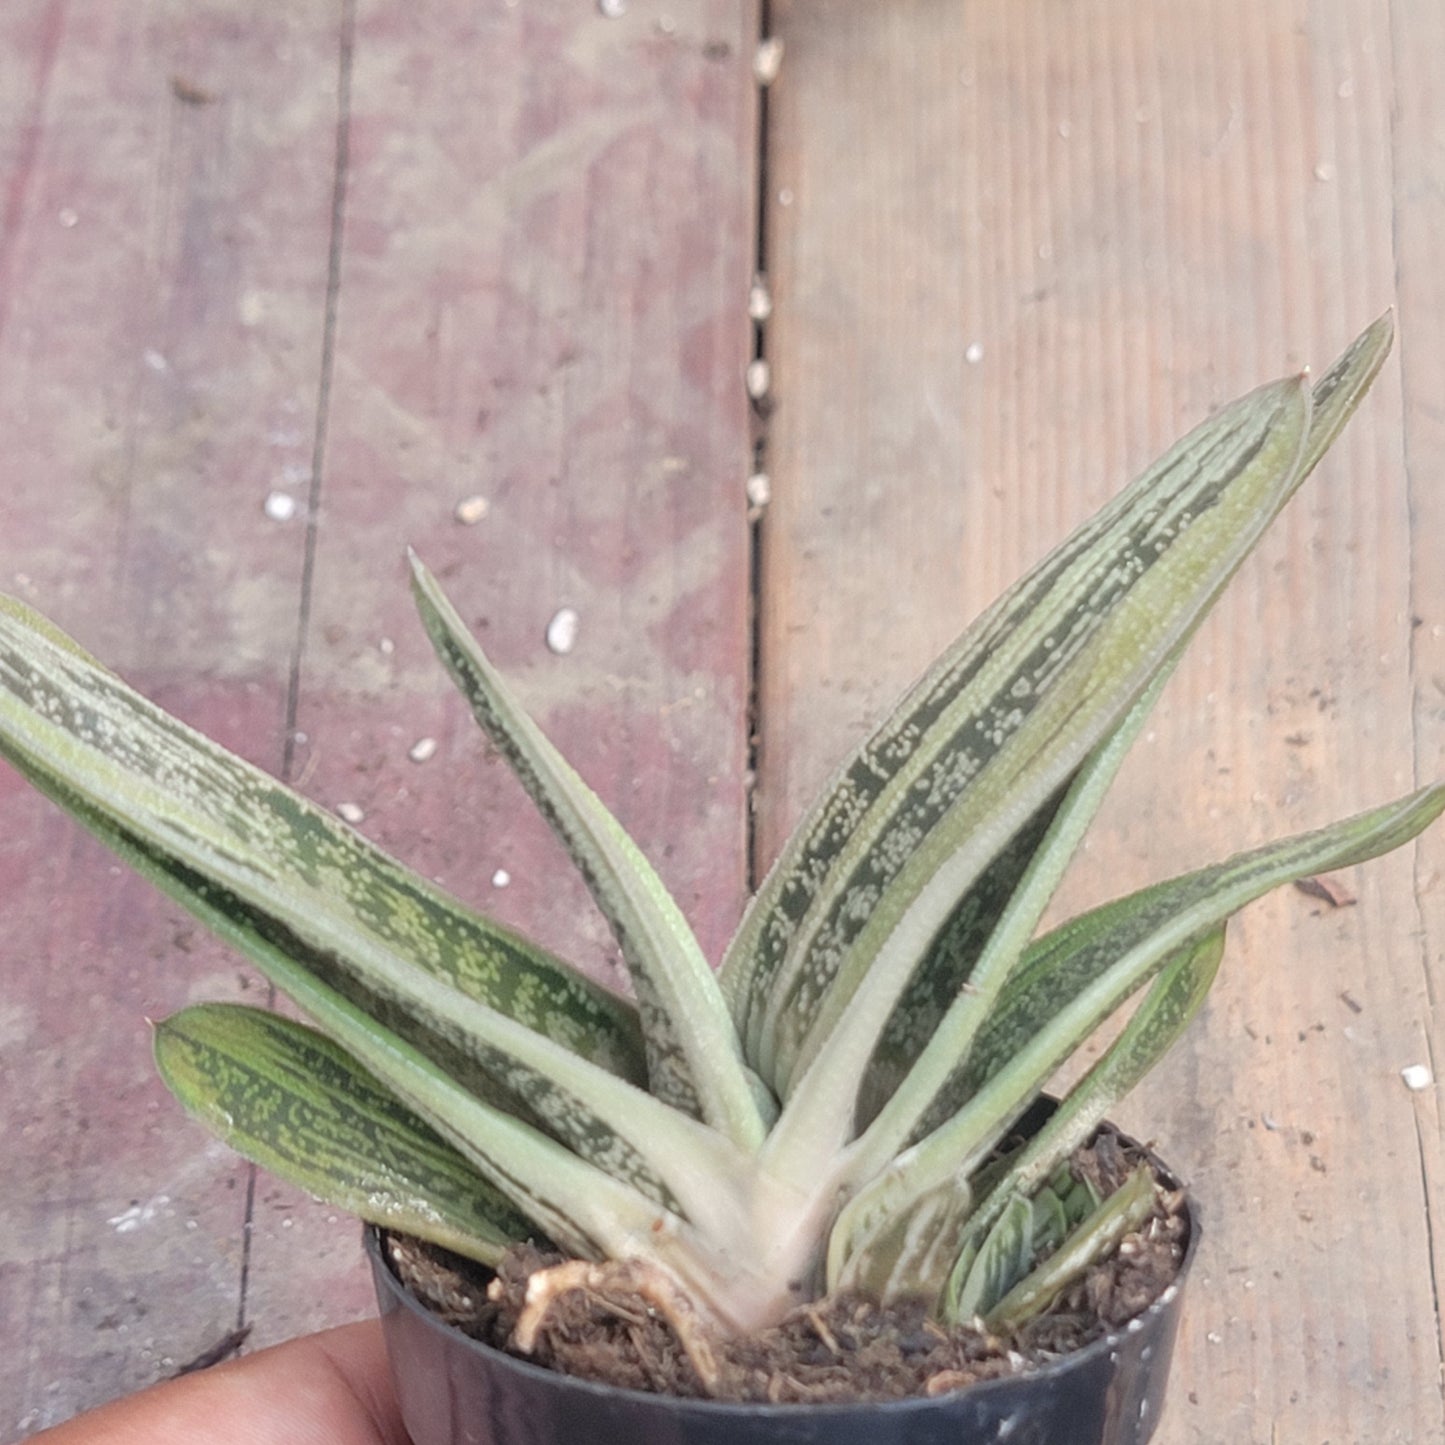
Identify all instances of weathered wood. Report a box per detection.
[241,0,759,1350]
[1387,0,1445,1407]
[10,0,1444,1438]
[0,0,757,1432]
[761,1,1441,1440]
[0,4,334,1433]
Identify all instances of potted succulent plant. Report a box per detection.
[0,315,1438,1445]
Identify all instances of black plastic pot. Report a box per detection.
[366,1179,1197,1445]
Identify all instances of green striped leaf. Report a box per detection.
[854,665,1175,1153]
[829,782,1444,1261]
[1294,311,1395,478]
[0,609,642,1073]
[750,375,1313,1191]
[0,611,756,1225]
[951,1193,1034,1323]
[410,555,765,1149]
[4,759,724,1259]
[832,924,1223,1302]
[853,787,1067,1127]
[981,1163,1157,1331]
[751,378,1306,1086]
[948,923,1221,1284]
[850,314,1395,1138]
[949,1172,1089,1323]
[154,1003,537,1264]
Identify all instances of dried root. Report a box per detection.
[498,1257,722,1394]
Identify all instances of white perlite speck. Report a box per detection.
[546,607,580,655]
[264,491,297,522]
[1402,1064,1433,1091]
[597,0,625,14]
[408,737,438,763]
[746,472,771,510]
[491,868,511,888]
[965,341,985,364]
[748,276,773,322]
[454,494,488,525]
[746,358,771,400]
[336,802,365,824]
[753,37,784,85]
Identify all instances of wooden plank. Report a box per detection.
[0,3,336,1435]
[761,1,1441,1440]
[239,0,759,1349]
[1387,0,1445,1399]
[1,0,758,1431]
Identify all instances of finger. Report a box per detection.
[31,1320,409,1445]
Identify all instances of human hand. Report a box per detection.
[29,1321,407,1445]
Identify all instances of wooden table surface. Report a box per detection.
[2,3,1441,1441]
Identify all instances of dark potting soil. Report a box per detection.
[385,1135,1188,1406]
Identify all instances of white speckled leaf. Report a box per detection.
[751,374,1310,1194]
[411,555,765,1150]
[0,611,749,1223]
[833,926,1224,1303]
[830,782,1445,1272]
[732,377,1308,1102]
[752,320,1399,1197]
[155,1002,537,1264]
[851,316,1395,1138]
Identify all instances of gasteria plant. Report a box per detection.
[1,317,1439,1382]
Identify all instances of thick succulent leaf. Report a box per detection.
[958,924,1220,1266]
[854,786,1067,1127]
[951,1194,1034,1323]
[868,926,1221,1310]
[980,1164,1158,1331]
[828,926,1217,1301]
[830,783,1444,1256]
[12,763,739,1260]
[155,1003,536,1264]
[949,1178,1082,1322]
[752,374,1314,1189]
[854,659,1179,1163]
[1293,311,1395,478]
[851,314,1395,1134]
[410,555,764,1149]
[0,606,643,1073]
[0,612,759,1224]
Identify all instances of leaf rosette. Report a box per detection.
[1,316,1436,1343]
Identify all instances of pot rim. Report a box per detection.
[365,1156,1198,1419]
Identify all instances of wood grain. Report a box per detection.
[8,0,1444,1439]
[0,0,757,1432]
[0,4,334,1433]
[242,0,760,1350]
[761,1,1441,1440]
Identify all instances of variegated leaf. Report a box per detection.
[854,788,1067,1126]
[753,375,1312,1190]
[851,315,1394,1132]
[0,611,755,1229]
[831,783,1444,1257]
[843,924,1225,1312]
[946,924,1222,1269]
[855,662,1177,1159]
[951,1193,1034,1323]
[0,606,642,1073]
[155,1003,536,1263]
[979,1164,1158,1331]
[410,555,765,1149]
[770,378,1306,1080]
